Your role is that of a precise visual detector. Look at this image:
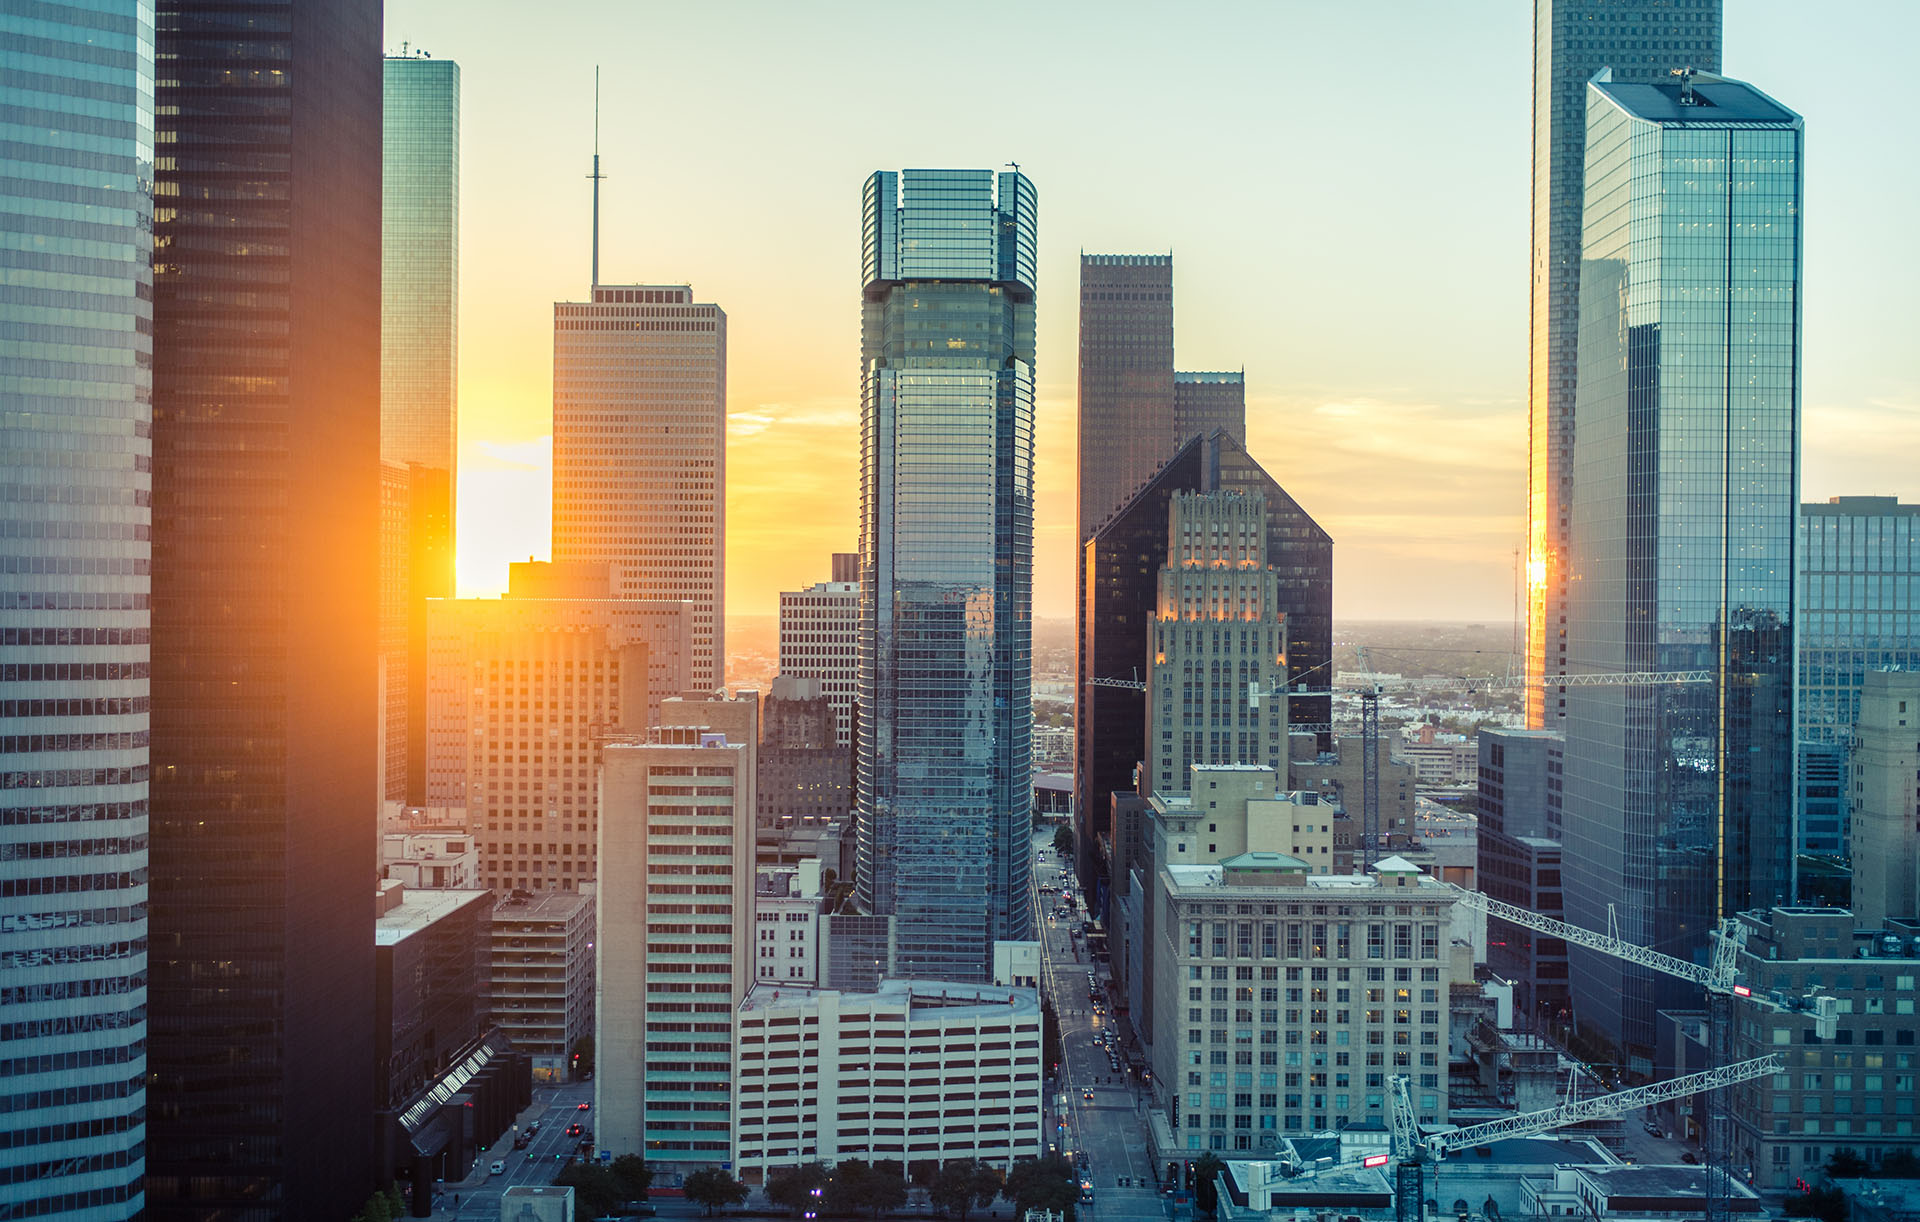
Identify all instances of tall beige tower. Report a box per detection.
[1850,671,1920,926]
[1145,490,1289,797]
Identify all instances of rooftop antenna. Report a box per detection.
[1671,65,1697,105]
[588,66,605,287]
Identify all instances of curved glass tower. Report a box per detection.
[0,0,154,1215]
[857,168,1035,981]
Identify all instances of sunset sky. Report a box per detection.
[398,0,1920,624]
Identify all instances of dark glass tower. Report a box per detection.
[1562,70,1802,1067]
[1527,0,1722,728]
[1078,430,1332,917]
[857,168,1035,982]
[146,0,383,1216]
[1077,254,1174,548]
[0,1,154,1216]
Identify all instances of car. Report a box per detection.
[1645,1125,1663,1138]
[528,1121,541,1135]
[488,1160,506,1176]
[1083,1088,1094,1100]
[577,1101,591,1110]
[1681,1152,1700,1164]
[615,1203,657,1217]
[566,1123,583,1137]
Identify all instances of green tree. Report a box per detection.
[1192,1153,1226,1217]
[930,1159,1003,1222]
[766,1163,831,1216]
[1827,1149,1871,1179]
[351,1190,393,1222]
[1003,1155,1078,1222]
[554,1163,625,1218]
[610,1154,653,1198]
[827,1159,907,1218]
[684,1168,751,1216]
[1053,825,1074,857]
[1879,1150,1920,1178]
[1041,997,1063,1075]
[1782,1186,1848,1222]
[384,1183,406,1219]
[571,1034,595,1077]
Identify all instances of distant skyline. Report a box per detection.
[391,0,1920,622]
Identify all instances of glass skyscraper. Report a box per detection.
[1796,497,1920,858]
[381,53,460,803]
[1527,0,1722,728]
[146,0,383,1216]
[1561,70,1802,1068]
[857,168,1035,981]
[0,2,153,1216]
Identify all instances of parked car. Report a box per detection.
[488,1160,506,1176]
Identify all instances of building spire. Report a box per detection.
[589,65,604,287]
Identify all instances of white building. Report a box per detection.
[1519,1166,1766,1222]
[501,1185,574,1222]
[755,860,826,986]
[380,831,481,889]
[596,700,758,1172]
[552,284,726,690]
[731,980,1045,1181]
[777,565,858,748]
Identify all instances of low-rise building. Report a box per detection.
[1838,1179,1920,1222]
[1518,1165,1766,1222]
[382,830,482,889]
[1216,1159,1393,1222]
[755,860,826,986]
[491,889,595,1081]
[730,980,1045,1182]
[501,1185,574,1222]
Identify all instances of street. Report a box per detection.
[1031,831,1167,1222]
[423,1077,596,1220]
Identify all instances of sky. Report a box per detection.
[398,0,1920,624]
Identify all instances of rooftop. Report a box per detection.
[1592,70,1798,126]
[1577,1164,1765,1207]
[375,888,492,945]
[1806,496,1920,517]
[740,977,1039,1020]
[490,890,592,924]
[1167,863,1446,894]
[1220,851,1309,870]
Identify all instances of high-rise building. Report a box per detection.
[1078,430,1332,920]
[1526,0,1723,727]
[1849,671,1920,928]
[596,706,758,1170]
[381,52,460,804]
[145,0,383,1215]
[552,281,726,690]
[490,889,595,1082]
[759,675,852,826]
[777,555,860,747]
[0,2,153,1215]
[1561,70,1801,1067]
[1475,729,1569,1020]
[1078,254,1175,545]
[1145,491,1291,796]
[1173,371,1245,447]
[857,168,1036,982]
[1797,498,1920,857]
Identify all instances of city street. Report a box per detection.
[422,1077,596,1220]
[1031,832,1168,1222]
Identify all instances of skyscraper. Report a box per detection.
[381,51,461,803]
[145,0,383,1215]
[1561,69,1801,1066]
[1526,0,1722,727]
[778,554,860,747]
[856,168,1036,982]
[551,278,727,691]
[0,2,153,1215]
[1172,371,1245,447]
[1078,254,1175,546]
[1796,497,1920,858]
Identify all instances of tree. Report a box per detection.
[1827,1149,1871,1179]
[766,1163,831,1216]
[554,1163,625,1219]
[930,1159,1003,1222]
[571,1034,595,1077]
[1878,1150,1920,1179]
[684,1168,751,1217]
[1053,825,1074,857]
[1041,996,1063,1076]
[1192,1153,1226,1217]
[1782,1186,1848,1222]
[828,1159,907,1218]
[350,1191,393,1222]
[1003,1155,1078,1222]
[610,1154,653,1198]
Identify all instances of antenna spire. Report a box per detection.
[589,66,605,287]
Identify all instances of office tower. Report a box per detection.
[1475,729,1569,1019]
[1078,254,1175,545]
[491,890,595,1080]
[857,167,1036,982]
[1145,491,1291,795]
[0,2,152,1216]
[552,281,726,690]
[1078,430,1331,919]
[1797,497,1920,857]
[1173,371,1246,446]
[144,0,383,1215]
[379,461,413,797]
[424,564,693,892]
[1526,0,1723,727]
[778,555,860,747]
[759,675,853,826]
[596,706,757,1170]
[382,52,461,804]
[1849,672,1920,928]
[1561,70,1801,1066]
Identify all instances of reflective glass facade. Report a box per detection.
[857,169,1035,981]
[1795,498,1920,857]
[147,0,382,1216]
[1527,0,1722,727]
[0,1,153,1215]
[1562,73,1801,1066]
[381,54,459,803]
